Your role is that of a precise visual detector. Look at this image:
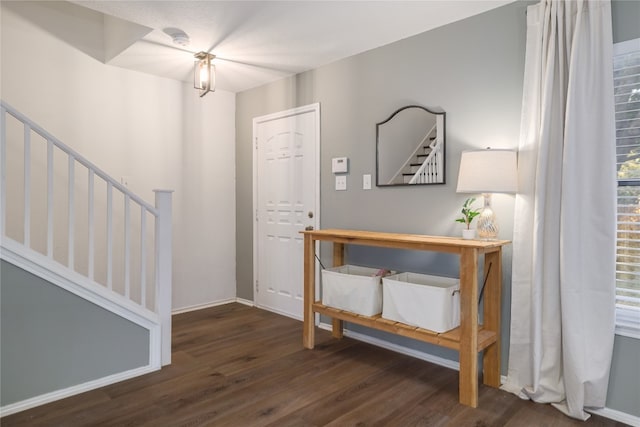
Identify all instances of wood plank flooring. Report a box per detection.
[2,303,629,426]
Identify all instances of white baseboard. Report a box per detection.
[589,407,640,426]
[171,298,237,315]
[317,321,460,371]
[235,297,255,307]
[257,304,303,322]
[0,364,159,417]
[172,297,255,315]
[501,375,639,426]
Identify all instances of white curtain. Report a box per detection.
[502,0,617,421]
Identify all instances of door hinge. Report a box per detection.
[255,280,259,293]
[255,209,258,222]
[255,137,258,149]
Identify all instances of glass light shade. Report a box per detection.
[194,52,216,97]
[199,64,209,87]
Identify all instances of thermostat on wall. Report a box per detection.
[332,157,349,174]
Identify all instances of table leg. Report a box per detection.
[303,234,316,349]
[331,242,345,339]
[482,249,502,388]
[459,247,479,408]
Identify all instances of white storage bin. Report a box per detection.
[321,265,386,316]
[382,272,460,333]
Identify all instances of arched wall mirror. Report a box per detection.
[376,105,446,186]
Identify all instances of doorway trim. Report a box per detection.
[252,103,321,318]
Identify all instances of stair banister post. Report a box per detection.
[154,189,173,366]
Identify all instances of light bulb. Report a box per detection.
[199,65,209,89]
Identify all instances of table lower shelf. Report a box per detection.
[313,302,496,352]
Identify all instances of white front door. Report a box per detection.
[253,104,319,319]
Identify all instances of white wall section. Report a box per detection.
[1,1,236,311]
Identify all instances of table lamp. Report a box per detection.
[456,148,518,239]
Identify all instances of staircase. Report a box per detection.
[402,135,438,184]
[0,101,172,415]
[388,113,445,185]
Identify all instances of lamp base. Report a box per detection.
[477,193,499,240]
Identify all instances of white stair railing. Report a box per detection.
[387,124,437,185]
[409,115,445,184]
[409,139,442,184]
[0,101,172,365]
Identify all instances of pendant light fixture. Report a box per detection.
[194,51,216,97]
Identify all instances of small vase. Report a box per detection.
[462,229,476,240]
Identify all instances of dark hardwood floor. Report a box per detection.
[2,303,628,426]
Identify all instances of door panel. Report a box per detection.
[254,106,318,319]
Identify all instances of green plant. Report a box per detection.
[455,197,480,230]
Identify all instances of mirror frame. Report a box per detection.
[375,105,446,187]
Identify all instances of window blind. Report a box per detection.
[614,38,640,334]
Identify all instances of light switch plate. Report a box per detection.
[363,174,371,190]
[335,175,347,191]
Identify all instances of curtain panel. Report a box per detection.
[503,0,617,420]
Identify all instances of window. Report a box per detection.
[614,38,640,338]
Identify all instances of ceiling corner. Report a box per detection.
[103,14,153,63]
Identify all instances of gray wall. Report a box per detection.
[236,0,640,418]
[237,1,527,296]
[612,0,640,44]
[607,335,640,417]
[609,0,640,418]
[1,260,150,406]
[237,0,526,369]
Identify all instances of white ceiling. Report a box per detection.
[72,1,515,93]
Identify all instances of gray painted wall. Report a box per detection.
[237,0,526,370]
[236,0,639,418]
[0,260,150,406]
[237,1,527,297]
[609,0,640,417]
[612,0,640,44]
[607,335,640,418]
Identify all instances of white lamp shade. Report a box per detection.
[456,149,518,193]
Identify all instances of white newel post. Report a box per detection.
[154,189,173,366]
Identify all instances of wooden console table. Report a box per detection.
[301,229,510,408]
